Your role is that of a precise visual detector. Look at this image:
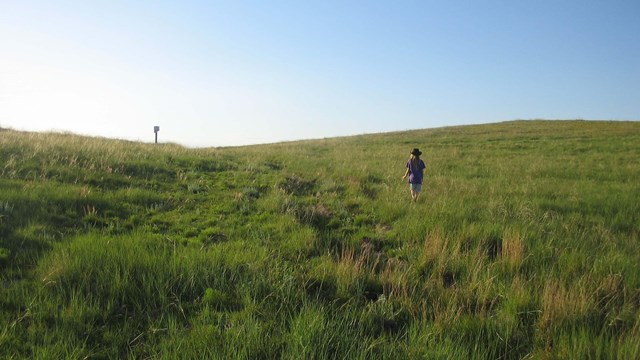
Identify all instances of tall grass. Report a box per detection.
[1,121,639,358]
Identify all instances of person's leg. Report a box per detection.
[410,183,421,201]
[412,183,422,201]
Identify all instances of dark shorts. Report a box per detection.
[410,183,422,192]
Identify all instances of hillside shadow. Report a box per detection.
[0,230,53,277]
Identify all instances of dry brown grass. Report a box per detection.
[539,279,593,332]
[421,229,449,264]
[500,229,526,269]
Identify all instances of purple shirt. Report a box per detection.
[406,159,426,184]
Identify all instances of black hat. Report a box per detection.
[410,148,422,156]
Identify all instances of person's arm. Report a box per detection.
[402,167,410,180]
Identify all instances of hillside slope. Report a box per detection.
[1,120,639,358]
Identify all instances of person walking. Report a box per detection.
[402,148,426,202]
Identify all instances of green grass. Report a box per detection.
[1,120,639,359]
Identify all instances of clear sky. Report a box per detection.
[1,1,639,147]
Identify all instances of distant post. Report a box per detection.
[154,126,160,144]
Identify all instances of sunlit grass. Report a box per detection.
[1,120,639,358]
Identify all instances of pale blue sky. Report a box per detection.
[1,1,638,147]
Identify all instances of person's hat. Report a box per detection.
[410,148,422,156]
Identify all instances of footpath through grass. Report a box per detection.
[1,120,639,359]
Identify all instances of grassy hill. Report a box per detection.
[1,120,639,359]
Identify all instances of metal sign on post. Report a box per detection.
[154,126,160,144]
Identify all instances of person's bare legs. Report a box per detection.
[410,184,421,202]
